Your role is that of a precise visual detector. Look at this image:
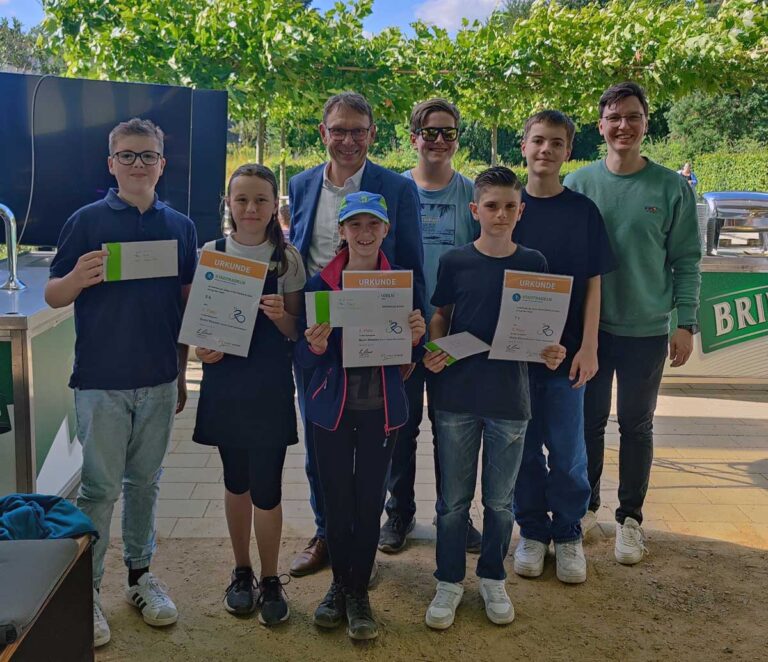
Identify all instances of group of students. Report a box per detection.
[45,80,701,647]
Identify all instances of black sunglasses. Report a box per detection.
[416,127,459,142]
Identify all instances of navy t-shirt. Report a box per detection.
[430,243,548,421]
[49,189,198,390]
[513,187,617,378]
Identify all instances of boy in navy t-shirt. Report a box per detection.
[423,167,565,630]
[512,111,616,584]
[46,118,197,647]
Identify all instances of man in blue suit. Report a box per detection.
[289,91,425,577]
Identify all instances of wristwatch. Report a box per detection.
[677,324,699,334]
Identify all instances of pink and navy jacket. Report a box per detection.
[294,248,426,435]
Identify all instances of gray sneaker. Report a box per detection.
[425,581,463,630]
[93,589,110,648]
[555,539,587,583]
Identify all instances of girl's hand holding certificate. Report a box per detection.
[409,309,426,347]
[423,348,451,374]
[259,294,285,321]
[541,344,567,371]
[196,346,224,364]
[305,322,332,355]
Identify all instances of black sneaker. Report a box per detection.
[344,588,378,640]
[378,515,415,553]
[258,575,290,625]
[466,519,483,554]
[224,567,257,615]
[313,581,346,629]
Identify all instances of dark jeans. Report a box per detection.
[584,330,668,526]
[294,363,326,539]
[514,372,590,544]
[384,362,440,522]
[313,409,397,592]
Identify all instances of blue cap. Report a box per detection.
[338,191,389,225]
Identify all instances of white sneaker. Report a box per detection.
[125,573,179,626]
[478,578,514,625]
[614,517,647,565]
[425,581,463,630]
[93,589,110,648]
[555,539,587,584]
[513,537,547,577]
[581,510,598,536]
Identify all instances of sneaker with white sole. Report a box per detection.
[93,589,110,648]
[614,517,647,565]
[513,537,547,578]
[125,573,178,626]
[555,539,587,583]
[581,510,598,536]
[425,581,463,630]
[479,578,514,625]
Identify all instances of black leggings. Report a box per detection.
[218,446,287,509]
[313,408,397,592]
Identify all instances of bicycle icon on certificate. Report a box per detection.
[538,324,554,338]
[387,321,403,335]
[231,308,246,324]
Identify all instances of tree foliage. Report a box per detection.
[0,17,60,73]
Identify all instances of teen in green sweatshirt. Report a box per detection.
[564,81,701,566]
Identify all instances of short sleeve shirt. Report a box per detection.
[430,243,548,420]
[402,170,477,322]
[203,236,307,294]
[49,189,198,390]
[514,187,617,377]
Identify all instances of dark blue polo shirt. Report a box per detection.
[50,189,198,390]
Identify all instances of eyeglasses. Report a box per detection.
[326,126,371,142]
[111,150,163,166]
[416,127,459,142]
[601,113,645,126]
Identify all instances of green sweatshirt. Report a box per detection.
[564,158,701,337]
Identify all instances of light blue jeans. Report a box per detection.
[435,411,527,583]
[75,380,177,589]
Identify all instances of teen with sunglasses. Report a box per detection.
[379,98,481,555]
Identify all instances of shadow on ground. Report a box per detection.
[95,533,768,662]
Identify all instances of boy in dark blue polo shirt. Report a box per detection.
[512,111,615,584]
[423,167,565,630]
[46,118,197,647]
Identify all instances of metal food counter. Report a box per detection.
[0,253,79,496]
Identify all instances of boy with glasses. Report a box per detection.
[379,98,480,554]
[46,118,197,646]
[564,82,701,565]
[288,92,424,577]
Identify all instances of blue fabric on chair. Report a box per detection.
[0,494,98,541]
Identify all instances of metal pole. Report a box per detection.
[0,203,27,291]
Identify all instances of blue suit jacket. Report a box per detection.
[289,159,426,308]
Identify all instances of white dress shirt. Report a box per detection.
[306,162,366,277]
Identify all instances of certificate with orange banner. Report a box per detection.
[178,250,269,357]
[489,270,573,363]
[340,270,413,368]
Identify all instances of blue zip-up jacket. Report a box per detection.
[295,248,426,435]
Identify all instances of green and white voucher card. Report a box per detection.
[102,239,178,281]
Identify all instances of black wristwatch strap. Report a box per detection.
[678,324,699,334]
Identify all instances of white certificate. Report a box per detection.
[305,288,411,328]
[103,240,178,281]
[489,270,573,363]
[426,332,490,366]
[178,249,268,358]
[340,270,413,368]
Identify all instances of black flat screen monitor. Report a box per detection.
[0,72,227,247]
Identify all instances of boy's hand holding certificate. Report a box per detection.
[489,270,573,363]
[425,332,490,367]
[178,250,269,358]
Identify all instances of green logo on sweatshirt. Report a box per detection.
[700,272,768,353]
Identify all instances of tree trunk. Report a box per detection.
[279,122,287,198]
[256,111,267,165]
[491,125,498,166]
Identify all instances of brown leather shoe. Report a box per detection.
[289,536,329,577]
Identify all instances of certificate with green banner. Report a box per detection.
[102,240,178,281]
